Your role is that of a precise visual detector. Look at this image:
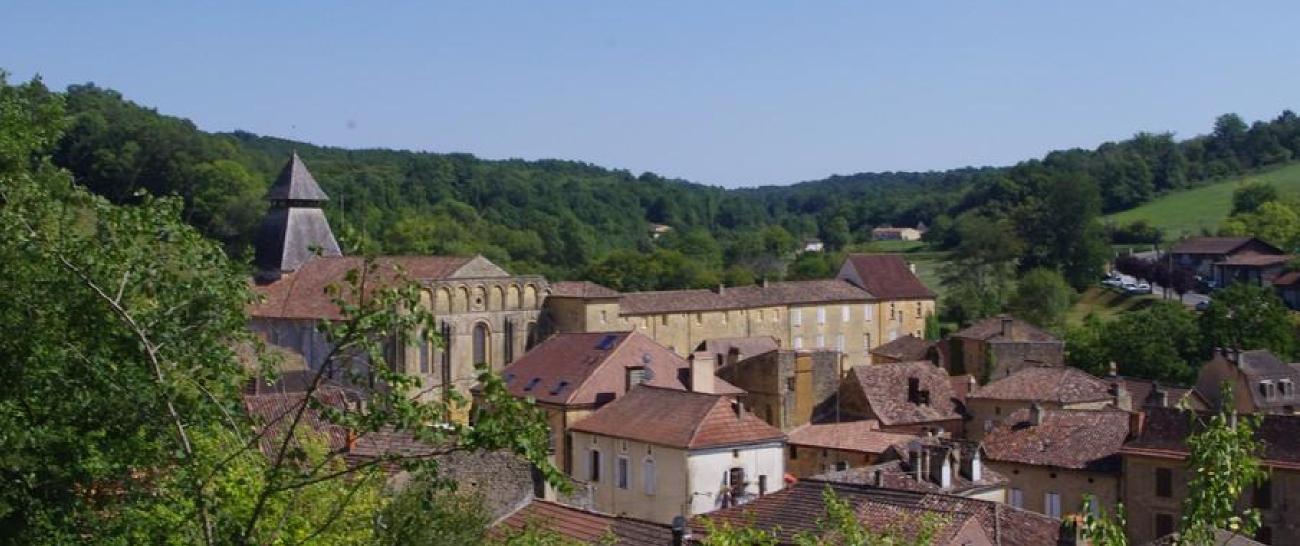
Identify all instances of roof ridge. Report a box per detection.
[563,332,632,405]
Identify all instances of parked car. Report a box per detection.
[1121,282,1137,292]
[1195,300,1211,312]
[1125,282,1151,295]
[1102,277,1123,288]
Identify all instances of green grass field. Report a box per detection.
[1105,162,1300,238]
[1066,286,1160,326]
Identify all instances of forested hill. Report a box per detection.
[38,78,1300,288]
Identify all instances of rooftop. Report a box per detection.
[1122,406,1300,469]
[786,420,915,454]
[1215,253,1294,267]
[569,386,784,450]
[698,336,781,361]
[492,500,672,545]
[841,254,937,300]
[969,366,1113,405]
[547,280,621,299]
[845,361,963,427]
[949,315,1059,343]
[617,279,871,315]
[1170,236,1280,255]
[982,408,1130,471]
[250,255,479,319]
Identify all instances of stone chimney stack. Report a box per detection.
[909,262,917,274]
[1111,381,1132,412]
[1108,361,1119,378]
[1030,402,1044,426]
[1150,385,1169,408]
[762,277,770,288]
[689,352,715,394]
[715,284,726,296]
[1128,410,1147,439]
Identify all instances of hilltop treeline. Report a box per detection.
[31,78,1300,288]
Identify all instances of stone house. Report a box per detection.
[869,334,939,365]
[1273,271,1300,310]
[568,386,786,524]
[543,254,937,371]
[1213,253,1294,289]
[964,365,1118,440]
[248,154,546,417]
[715,348,841,431]
[498,331,743,476]
[1196,349,1300,415]
[837,361,965,435]
[981,406,1130,520]
[941,315,1064,382]
[815,437,1008,502]
[694,479,1063,546]
[1169,236,1284,278]
[870,225,925,241]
[1121,406,1300,545]
[783,420,916,477]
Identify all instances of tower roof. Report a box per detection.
[266,152,330,202]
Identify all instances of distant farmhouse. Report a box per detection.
[871,223,927,242]
[1169,236,1283,277]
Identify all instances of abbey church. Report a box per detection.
[249,153,936,404]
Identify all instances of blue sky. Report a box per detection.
[4,2,1299,188]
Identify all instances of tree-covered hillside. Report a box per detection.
[30,76,1300,288]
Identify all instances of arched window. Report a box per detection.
[504,321,515,364]
[473,322,490,365]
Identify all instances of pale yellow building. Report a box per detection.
[542,254,936,370]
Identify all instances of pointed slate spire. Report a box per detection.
[254,153,342,275]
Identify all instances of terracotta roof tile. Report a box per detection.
[698,336,780,361]
[501,332,740,407]
[870,334,936,362]
[786,421,915,453]
[982,408,1129,470]
[1171,237,1277,255]
[693,479,1061,546]
[617,279,871,315]
[817,453,1008,496]
[1108,376,1204,409]
[250,256,474,319]
[969,366,1112,404]
[1122,406,1300,468]
[846,362,962,427]
[493,500,672,545]
[949,315,1059,343]
[841,254,936,300]
[569,386,784,449]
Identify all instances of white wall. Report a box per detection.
[687,442,786,515]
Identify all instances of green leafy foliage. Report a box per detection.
[1008,268,1074,331]
[1198,283,1296,358]
[1066,302,1203,384]
[1178,390,1267,545]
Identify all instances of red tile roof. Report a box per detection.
[694,479,1061,546]
[949,315,1059,343]
[841,254,936,300]
[493,500,672,545]
[250,256,473,319]
[501,332,740,407]
[1122,406,1300,469]
[1171,237,1279,255]
[698,336,780,361]
[982,408,1129,471]
[870,334,936,362]
[846,362,963,427]
[786,420,916,453]
[969,366,1112,404]
[547,281,621,298]
[569,386,784,449]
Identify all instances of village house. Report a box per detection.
[696,335,780,368]
[543,254,936,370]
[941,315,1064,382]
[1196,349,1300,415]
[248,154,547,417]
[1121,406,1300,545]
[815,437,1008,502]
[1273,271,1300,310]
[783,420,917,477]
[837,361,965,435]
[1169,236,1284,277]
[870,333,939,365]
[498,331,743,475]
[715,348,841,430]
[964,365,1118,440]
[981,406,1130,520]
[1212,253,1294,289]
[870,225,925,241]
[568,386,786,525]
[693,479,1063,546]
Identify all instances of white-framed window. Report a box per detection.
[816,335,825,349]
[836,334,844,352]
[793,336,803,350]
[817,307,826,324]
[865,303,875,321]
[590,449,602,483]
[643,457,657,495]
[841,305,850,321]
[616,456,629,489]
[793,309,802,327]
[1045,492,1061,518]
[1009,488,1024,508]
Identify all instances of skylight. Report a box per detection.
[550,380,570,396]
[596,334,619,350]
[524,377,542,391]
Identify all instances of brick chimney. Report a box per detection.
[1149,385,1169,408]
[1110,381,1132,412]
[689,352,715,393]
[1128,410,1147,439]
[715,284,726,296]
[1029,402,1044,426]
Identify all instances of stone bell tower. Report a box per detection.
[254,152,342,275]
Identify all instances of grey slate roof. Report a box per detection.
[266,152,331,202]
[254,154,342,273]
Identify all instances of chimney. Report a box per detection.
[716,283,725,296]
[1000,317,1014,339]
[1128,410,1146,439]
[1107,361,1119,378]
[762,277,770,288]
[689,352,716,393]
[909,262,917,274]
[1029,402,1043,426]
[1110,381,1132,412]
[345,429,358,452]
[873,469,884,487]
[1150,385,1169,408]
[732,399,745,421]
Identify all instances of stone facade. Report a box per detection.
[992,462,1120,520]
[717,349,843,430]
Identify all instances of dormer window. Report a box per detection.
[524,377,542,392]
[1281,380,1294,397]
[1260,380,1275,399]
